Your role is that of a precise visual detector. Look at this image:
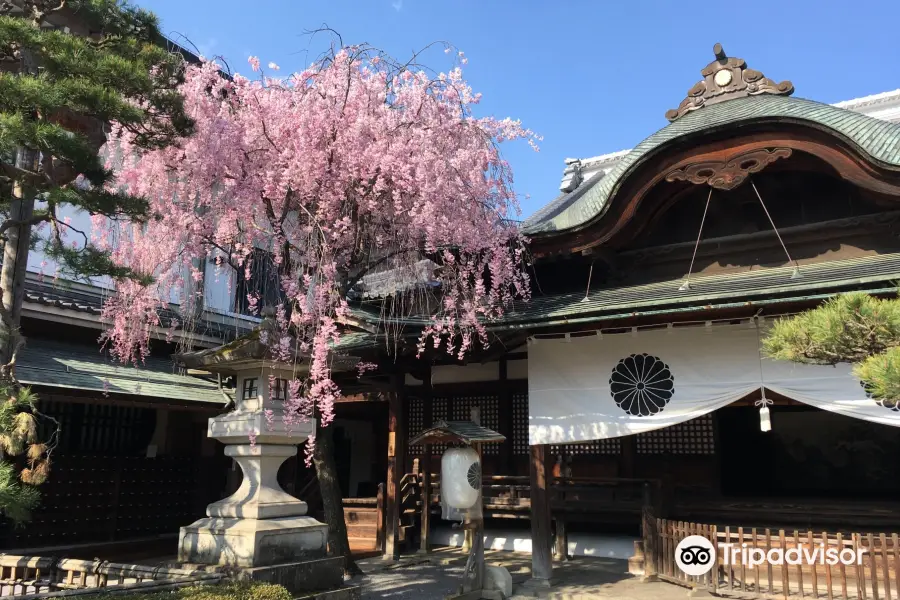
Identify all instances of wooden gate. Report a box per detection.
[649,518,900,599]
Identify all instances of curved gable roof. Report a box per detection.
[523,94,900,236]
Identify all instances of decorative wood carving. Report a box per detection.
[665,148,792,191]
[528,129,900,258]
[666,44,794,122]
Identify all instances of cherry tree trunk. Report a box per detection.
[312,424,362,577]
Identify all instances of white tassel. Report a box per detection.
[756,389,773,432]
[759,404,772,432]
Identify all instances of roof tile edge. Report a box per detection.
[556,89,900,191]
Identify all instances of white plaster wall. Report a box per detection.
[508,358,528,380]
[26,204,114,289]
[203,254,237,313]
[431,362,499,385]
[834,89,900,123]
[406,359,526,385]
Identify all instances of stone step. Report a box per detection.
[348,537,377,552]
[346,523,377,538]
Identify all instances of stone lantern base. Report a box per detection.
[174,340,353,596]
[177,515,328,568]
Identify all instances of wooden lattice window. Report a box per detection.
[636,414,715,455]
[232,248,285,317]
[406,394,450,455]
[407,395,425,455]
[448,394,500,455]
[511,392,529,455]
[429,396,448,454]
[40,399,156,456]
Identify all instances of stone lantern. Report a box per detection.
[174,318,341,591]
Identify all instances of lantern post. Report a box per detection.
[409,413,510,599]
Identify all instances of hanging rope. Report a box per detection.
[753,315,773,431]
[581,261,594,302]
[752,316,770,401]
[750,178,801,279]
[679,187,713,291]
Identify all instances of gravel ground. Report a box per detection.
[355,560,468,599]
[354,550,691,600]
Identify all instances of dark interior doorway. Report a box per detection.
[717,404,900,499]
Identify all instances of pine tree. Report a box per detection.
[0,0,192,521]
[763,292,900,403]
[0,384,43,524]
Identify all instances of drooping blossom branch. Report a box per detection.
[97,43,537,432]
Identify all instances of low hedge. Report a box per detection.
[79,582,292,600]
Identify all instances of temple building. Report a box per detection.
[334,44,900,593]
[6,41,900,597]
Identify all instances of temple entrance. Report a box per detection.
[718,404,900,499]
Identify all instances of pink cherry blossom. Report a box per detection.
[99,45,536,439]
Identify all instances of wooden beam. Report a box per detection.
[383,374,406,560]
[529,443,553,584]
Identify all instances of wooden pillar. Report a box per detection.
[417,365,433,554]
[462,408,485,593]
[383,374,406,560]
[418,443,432,554]
[498,358,513,474]
[554,519,569,562]
[375,482,386,553]
[641,481,659,581]
[529,443,553,584]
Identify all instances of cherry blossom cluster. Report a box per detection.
[98,45,536,447]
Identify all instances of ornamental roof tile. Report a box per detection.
[523,95,900,236]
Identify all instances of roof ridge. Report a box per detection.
[529,94,900,235]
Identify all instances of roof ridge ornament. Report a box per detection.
[665,43,794,122]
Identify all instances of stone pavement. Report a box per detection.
[354,548,690,600]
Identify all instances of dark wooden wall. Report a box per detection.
[0,392,229,551]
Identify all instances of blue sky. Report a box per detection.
[140,0,900,219]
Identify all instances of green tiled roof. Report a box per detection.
[498,253,900,326]
[17,339,228,405]
[350,253,900,330]
[524,95,900,235]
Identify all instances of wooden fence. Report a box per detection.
[650,518,900,599]
[0,555,222,598]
